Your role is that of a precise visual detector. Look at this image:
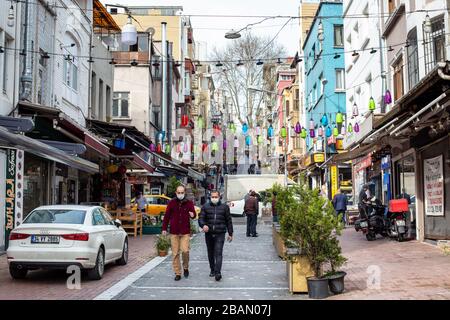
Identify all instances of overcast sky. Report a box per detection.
[101,0,300,57]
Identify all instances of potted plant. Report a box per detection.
[279,178,346,299]
[155,234,171,257]
[324,238,347,294]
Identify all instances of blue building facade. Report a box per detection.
[302,1,345,155]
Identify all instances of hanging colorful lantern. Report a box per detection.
[234,137,240,148]
[106,164,118,174]
[384,89,392,105]
[184,141,189,153]
[268,125,274,138]
[258,135,264,144]
[177,143,182,153]
[230,123,236,133]
[341,125,346,135]
[223,140,227,149]
[165,144,171,154]
[280,126,287,139]
[157,143,162,153]
[256,126,261,135]
[211,141,219,152]
[181,114,189,127]
[310,129,316,138]
[352,103,359,117]
[150,143,156,152]
[309,118,315,130]
[318,126,324,137]
[326,126,332,138]
[354,122,360,133]
[300,128,307,139]
[347,122,353,133]
[242,123,248,134]
[202,143,208,152]
[294,122,302,134]
[197,116,204,129]
[321,114,328,126]
[336,111,343,125]
[369,97,376,111]
[118,165,127,175]
[245,135,251,146]
[333,126,339,137]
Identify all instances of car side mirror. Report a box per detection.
[114,219,122,228]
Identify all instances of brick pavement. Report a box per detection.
[0,235,157,300]
[329,228,450,300]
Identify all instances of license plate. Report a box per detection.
[360,221,368,228]
[31,235,60,244]
[396,220,406,226]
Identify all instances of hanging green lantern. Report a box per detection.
[197,116,204,129]
[369,97,376,111]
[257,135,264,144]
[347,122,353,133]
[165,144,171,154]
[211,141,219,151]
[231,123,236,133]
[336,111,343,124]
[280,126,287,139]
[333,126,339,137]
[300,128,307,139]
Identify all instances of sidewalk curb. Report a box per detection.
[94,234,199,300]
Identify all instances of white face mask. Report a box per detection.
[176,193,185,200]
[211,198,219,205]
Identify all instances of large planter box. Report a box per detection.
[142,225,162,235]
[286,255,314,293]
[272,225,287,259]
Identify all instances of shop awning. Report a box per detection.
[332,143,384,163]
[0,126,99,173]
[84,132,110,157]
[132,153,155,173]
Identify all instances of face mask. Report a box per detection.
[177,193,185,200]
[211,198,219,204]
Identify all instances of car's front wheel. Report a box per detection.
[87,248,105,280]
[9,265,28,279]
[116,238,128,266]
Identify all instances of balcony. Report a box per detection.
[112,51,150,64]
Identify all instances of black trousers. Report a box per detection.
[246,214,257,236]
[205,233,226,275]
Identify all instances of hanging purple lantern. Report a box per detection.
[295,122,302,134]
[150,143,156,152]
[310,129,316,138]
[223,140,227,149]
[354,122,360,133]
[384,89,392,105]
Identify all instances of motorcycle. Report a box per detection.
[354,197,409,242]
[386,199,409,242]
[354,197,388,241]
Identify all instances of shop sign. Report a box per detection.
[331,165,338,199]
[424,155,444,216]
[128,176,149,184]
[303,156,312,168]
[313,153,325,163]
[353,154,372,172]
[4,149,25,246]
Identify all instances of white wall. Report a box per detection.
[0,0,21,116]
[343,0,384,126]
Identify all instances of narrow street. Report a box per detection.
[1,218,450,300]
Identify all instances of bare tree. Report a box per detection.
[211,33,285,127]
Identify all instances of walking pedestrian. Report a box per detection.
[162,185,196,281]
[136,192,147,213]
[332,188,347,224]
[244,191,259,237]
[198,190,233,281]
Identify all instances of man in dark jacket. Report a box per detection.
[244,191,259,237]
[198,190,233,281]
[332,189,348,224]
[162,185,196,281]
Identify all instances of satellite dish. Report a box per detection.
[147,27,156,37]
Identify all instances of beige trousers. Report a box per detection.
[170,234,190,275]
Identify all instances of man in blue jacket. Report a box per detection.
[332,188,348,224]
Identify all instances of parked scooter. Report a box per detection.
[386,199,409,242]
[354,197,387,241]
[354,197,408,242]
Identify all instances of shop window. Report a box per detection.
[395,154,416,204]
[23,154,49,217]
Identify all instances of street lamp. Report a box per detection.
[122,14,138,46]
[7,3,14,28]
[317,20,324,43]
[424,13,432,34]
[225,29,242,39]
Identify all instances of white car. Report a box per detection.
[6,205,128,280]
[227,199,263,217]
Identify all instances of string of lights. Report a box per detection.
[0,34,443,66]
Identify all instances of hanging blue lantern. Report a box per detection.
[245,135,251,146]
[267,125,274,138]
[242,123,248,135]
[326,126,332,137]
[321,114,328,127]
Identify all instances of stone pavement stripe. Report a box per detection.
[130,286,288,290]
[94,255,168,300]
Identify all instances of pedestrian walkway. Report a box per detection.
[108,219,300,300]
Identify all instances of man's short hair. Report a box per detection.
[210,190,220,197]
[176,185,186,192]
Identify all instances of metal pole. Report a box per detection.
[20,0,32,101]
[161,22,168,141]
